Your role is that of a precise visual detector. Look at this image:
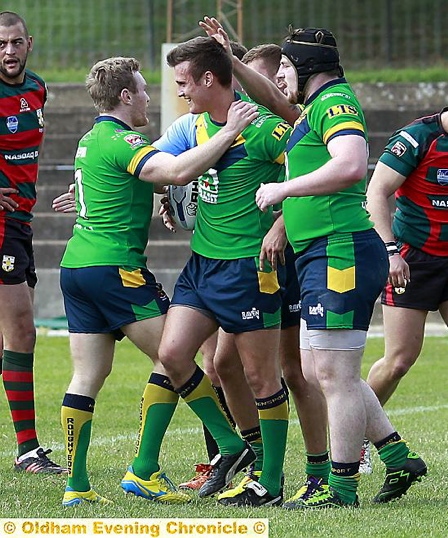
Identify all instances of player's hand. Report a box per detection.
[52,183,76,213]
[259,222,287,271]
[199,17,232,56]
[0,187,18,212]
[158,193,176,233]
[388,252,410,291]
[224,100,258,136]
[256,182,287,212]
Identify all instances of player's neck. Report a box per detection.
[207,87,235,124]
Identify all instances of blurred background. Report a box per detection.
[2,0,448,76]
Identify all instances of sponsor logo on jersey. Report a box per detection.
[2,255,15,272]
[321,92,352,101]
[436,169,448,186]
[399,130,418,148]
[36,108,44,129]
[199,168,219,204]
[289,303,301,313]
[326,104,359,118]
[76,147,87,158]
[241,307,260,320]
[6,116,18,133]
[124,134,146,148]
[20,97,30,112]
[4,150,39,161]
[390,140,407,157]
[272,122,290,140]
[429,195,448,208]
[253,115,268,128]
[309,302,324,317]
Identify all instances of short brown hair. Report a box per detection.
[242,43,281,69]
[230,40,248,60]
[167,36,233,87]
[86,57,140,112]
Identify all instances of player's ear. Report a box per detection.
[120,88,132,105]
[27,35,34,53]
[204,71,213,87]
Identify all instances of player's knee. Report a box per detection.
[389,358,414,380]
[157,341,187,377]
[243,368,274,397]
[282,364,306,393]
[213,357,234,381]
[5,325,36,352]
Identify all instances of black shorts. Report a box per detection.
[381,243,448,311]
[0,218,37,288]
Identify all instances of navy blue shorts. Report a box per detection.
[60,265,169,339]
[281,244,301,329]
[0,218,37,287]
[171,253,285,333]
[382,243,448,311]
[295,229,388,331]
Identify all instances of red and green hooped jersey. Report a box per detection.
[61,116,159,269]
[283,78,372,254]
[0,69,46,223]
[379,108,448,256]
[191,93,291,260]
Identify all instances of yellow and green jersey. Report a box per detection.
[191,93,291,259]
[283,79,373,254]
[61,116,159,269]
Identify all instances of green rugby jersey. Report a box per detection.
[283,79,373,254]
[191,93,291,259]
[61,116,159,269]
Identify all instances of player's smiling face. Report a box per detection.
[174,61,209,114]
[0,22,33,84]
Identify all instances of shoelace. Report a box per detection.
[159,472,177,492]
[301,478,324,500]
[36,449,60,467]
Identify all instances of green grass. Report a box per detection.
[1,335,447,536]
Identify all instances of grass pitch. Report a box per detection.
[0,334,447,537]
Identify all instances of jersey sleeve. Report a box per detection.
[153,113,198,155]
[316,93,367,145]
[105,131,159,177]
[378,125,424,177]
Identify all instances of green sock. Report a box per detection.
[305,451,331,483]
[180,367,244,455]
[256,389,289,496]
[241,427,263,472]
[328,470,360,504]
[61,393,94,492]
[132,373,178,479]
[377,439,410,469]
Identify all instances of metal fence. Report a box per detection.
[4,0,448,73]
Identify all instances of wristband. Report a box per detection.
[384,241,399,257]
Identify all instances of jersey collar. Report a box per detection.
[304,77,347,107]
[95,115,132,130]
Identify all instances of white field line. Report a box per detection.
[1,404,447,458]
